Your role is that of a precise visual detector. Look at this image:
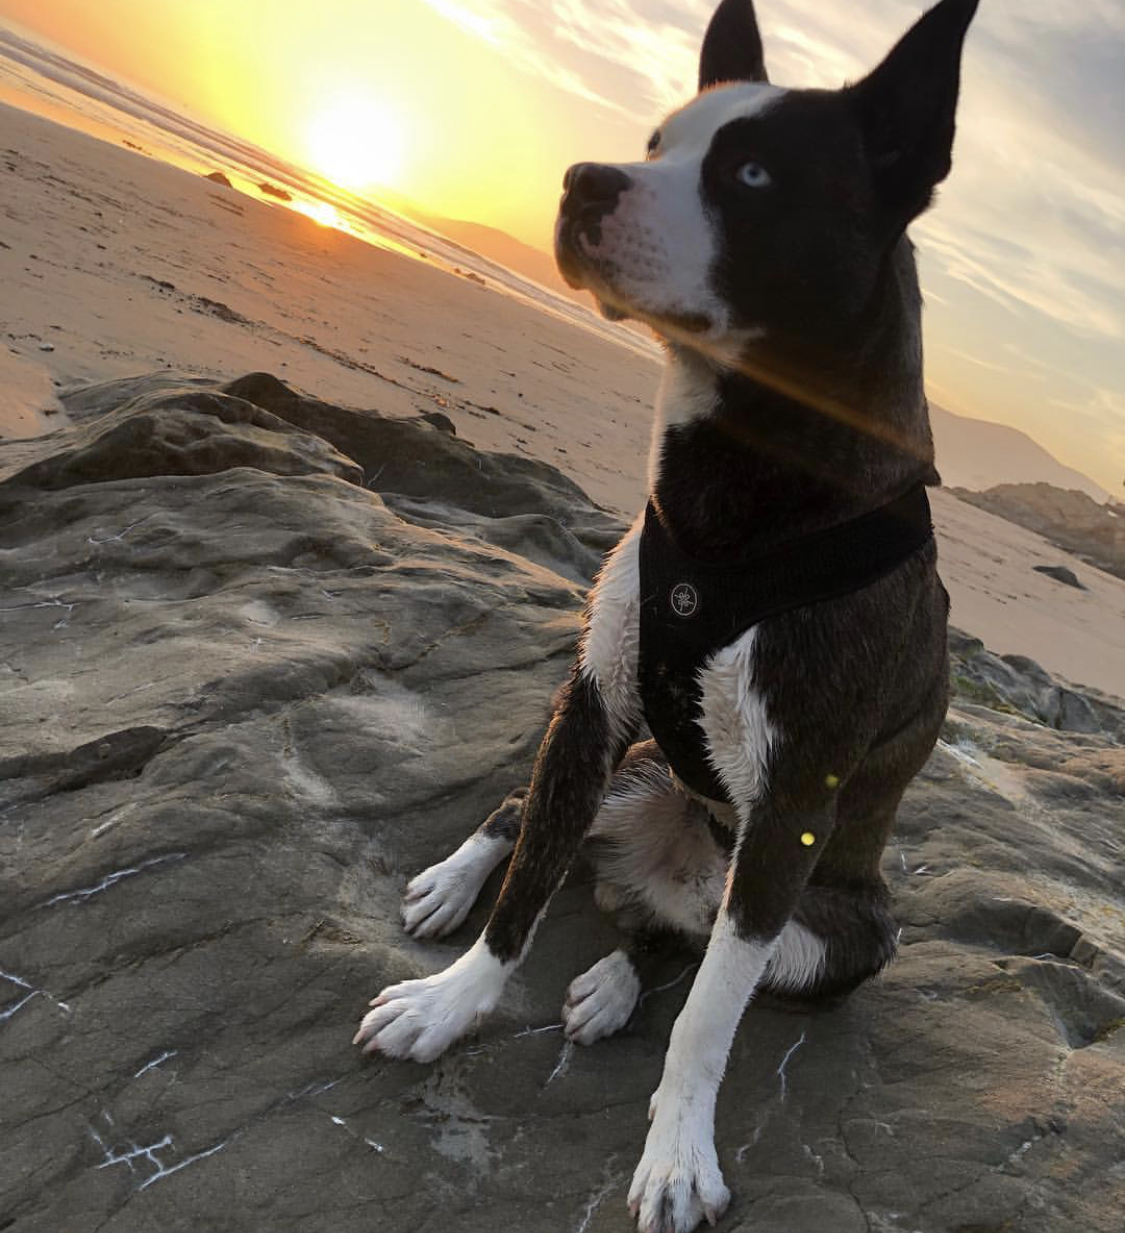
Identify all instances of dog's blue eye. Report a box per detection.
[736,162,771,189]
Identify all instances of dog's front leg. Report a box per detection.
[354,664,633,1062]
[628,794,835,1233]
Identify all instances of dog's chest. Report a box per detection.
[581,511,775,805]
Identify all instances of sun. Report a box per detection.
[305,93,407,192]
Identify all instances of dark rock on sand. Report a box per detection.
[1,373,1122,1233]
[258,181,293,202]
[1033,563,1086,589]
[204,171,233,188]
[951,482,1125,581]
[419,409,457,435]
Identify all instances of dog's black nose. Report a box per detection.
[561,163,633,212]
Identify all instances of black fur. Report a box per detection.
[483,668,632,963]
[698,0,769,90]
[447,0,973,1020]
[848,0,980,229]
[479,787,527,846]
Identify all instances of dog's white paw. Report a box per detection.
[628,1097,730,1233]
[563,950,641,1044]
[401,834,508,938]
[353,938,509,1062]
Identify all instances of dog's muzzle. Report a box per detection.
[554,162,633,290]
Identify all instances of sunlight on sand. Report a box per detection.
[289,197,350,231]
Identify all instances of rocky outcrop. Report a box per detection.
[948,629,1124,739]
[204,171,232,188]
[1,375,1122,1232]
[950,482,1125,581]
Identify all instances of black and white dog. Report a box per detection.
[355,1,977,1229]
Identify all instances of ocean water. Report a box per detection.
[0,21,656,360]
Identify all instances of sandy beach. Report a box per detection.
[3,101,1123,696]
[3,85,1124,1233]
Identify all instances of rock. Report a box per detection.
[204,171,232,188]
[2,382,364,490]
[222,371,623,584]
[192,295,251,326]
[419,410,456,435]
[1033,563,1086,589]
[258,181,293,202]
[950,482,1125,581]
[948,628,1123,738]
[1,373,1122,1233]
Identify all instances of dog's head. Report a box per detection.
[555,0,978,358]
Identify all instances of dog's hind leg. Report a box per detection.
[763,689,946,1001]
[563,742,728,1044]
[588,741,728,938]
[401,788,527,939]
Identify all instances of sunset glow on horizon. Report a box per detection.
[0,0,1120,493]
[303,93,409,192]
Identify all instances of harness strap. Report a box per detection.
[637,484,935,802]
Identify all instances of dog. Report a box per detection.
[354,2,977,1229]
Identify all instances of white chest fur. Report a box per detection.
[697,628,777,811]
[578,514,644,744]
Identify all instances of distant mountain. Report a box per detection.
[368,185,581,304]
[930,403,1107,501]
[408,210,581,302]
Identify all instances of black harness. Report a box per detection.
[637,484,935,803]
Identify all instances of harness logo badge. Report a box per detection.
[670,582,699,618]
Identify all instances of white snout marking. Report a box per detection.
[577,82,785,345]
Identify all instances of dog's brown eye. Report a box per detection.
[646,130,661,159]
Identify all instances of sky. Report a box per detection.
[0,0,1122,493]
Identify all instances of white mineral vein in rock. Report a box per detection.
[138,1137,229,1190]
[545,1039,573,1087]
[638,961,698,1006]
[134,1050,178,1078]
[87,513,155,545]
[776,1029,807,1103]
[0,968,70,1022]
[42,852,186,907]
[91,1121,230,1190]
[513,1022,563,1038]
[0,992,36,1023]
[573,1176,618,1233]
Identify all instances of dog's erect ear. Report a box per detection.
[847,0,978,228]
[699,0,769,90]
